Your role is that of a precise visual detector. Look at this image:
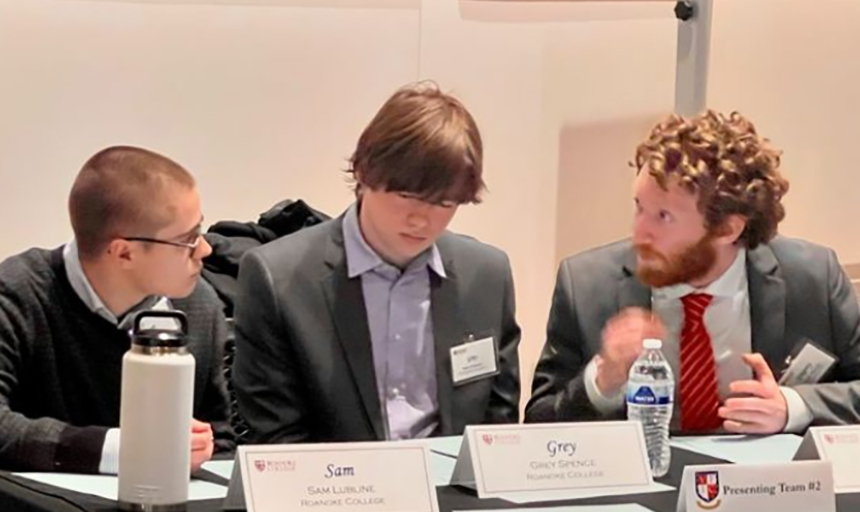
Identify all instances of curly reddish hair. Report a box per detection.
[634,110,789,248]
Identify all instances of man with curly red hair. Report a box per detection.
[527,110,860,435]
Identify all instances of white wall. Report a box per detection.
[2,0,860,410]
[0,0,420,247]
[708,0,860,263]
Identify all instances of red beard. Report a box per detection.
[635,234,717,288]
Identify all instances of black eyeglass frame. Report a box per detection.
[121,235,202,251]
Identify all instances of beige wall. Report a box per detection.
[0,0,421,246]
[709,0,860,263]
[1,0,859,411]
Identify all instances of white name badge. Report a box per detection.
[450,336,498,385]
[677,460,834,512]
[449,422,652,499]
[778,341,836,386]
[223,442,439,512]
[794,425,860,493]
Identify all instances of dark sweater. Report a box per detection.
[0,247,234,473]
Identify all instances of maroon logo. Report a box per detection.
[253,460,296,472]
[480,433,521,446]
[822,432,859,445]
[695,471,721,507]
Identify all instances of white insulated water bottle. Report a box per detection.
[118,310,195,511]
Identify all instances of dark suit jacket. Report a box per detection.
[233,215,521,443]
[526,237,860,427]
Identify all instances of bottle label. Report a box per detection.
[626,384,673,405]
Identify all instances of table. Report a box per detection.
[1,447,858,512]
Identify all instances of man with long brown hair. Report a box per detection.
[233,82,521,443]
[527,110,860,434]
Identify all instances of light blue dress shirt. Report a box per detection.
[342,203,446,440]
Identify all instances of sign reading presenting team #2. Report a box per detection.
[678,460,834,512]
[238,442,439,512]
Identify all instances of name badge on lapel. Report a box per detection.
[778,339,836,386]
[450,333,498,386]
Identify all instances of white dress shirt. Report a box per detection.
[584,248,813,433]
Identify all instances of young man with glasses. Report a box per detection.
[0,146,234,473]
[233,82,521,444]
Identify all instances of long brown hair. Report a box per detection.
[346,81,485,204]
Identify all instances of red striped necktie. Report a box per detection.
[679,293,722,432]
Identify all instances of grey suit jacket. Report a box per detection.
[526,237,860,428]
[233,215,521,444]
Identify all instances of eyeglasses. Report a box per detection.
[122,234,202,251]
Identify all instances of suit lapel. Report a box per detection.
[431,237,465,436]
[322,217,385,440]
[620,246,652,310]
[747,244,787,369]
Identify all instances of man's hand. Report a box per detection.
[595,308,666,395]
[191,419,214,473]
[719,353,788,434]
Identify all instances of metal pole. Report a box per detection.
[674,0,714,117]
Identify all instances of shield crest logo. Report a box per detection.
[695,471,720,503]
[482,434,494,445]
[254,460,267,472]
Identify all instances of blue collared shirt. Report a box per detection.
[342,203,445,440]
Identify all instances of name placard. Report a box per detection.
[677,460,834,512]
[794,425,860,493]
[450,422,652,499]
[223,442,439,512]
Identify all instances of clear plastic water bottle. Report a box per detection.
[626,338,674,478]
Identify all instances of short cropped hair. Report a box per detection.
[68,146,196,260]
[634,110,789,248]
[347,81,485,204]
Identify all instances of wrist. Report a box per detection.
[595,356,627,396]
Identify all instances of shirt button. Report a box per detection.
[394,334,402,341]
[390,387,401,398]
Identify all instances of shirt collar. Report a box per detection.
[653,247,747,301]
[63,240,169,328]
[342,202,446,280]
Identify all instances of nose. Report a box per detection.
[406,207,430,230]
[195,235,212,260]
[632,214,653,246]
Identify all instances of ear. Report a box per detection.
[105,239,136,269]
[353,168,367,197]
[713,214,747,246]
